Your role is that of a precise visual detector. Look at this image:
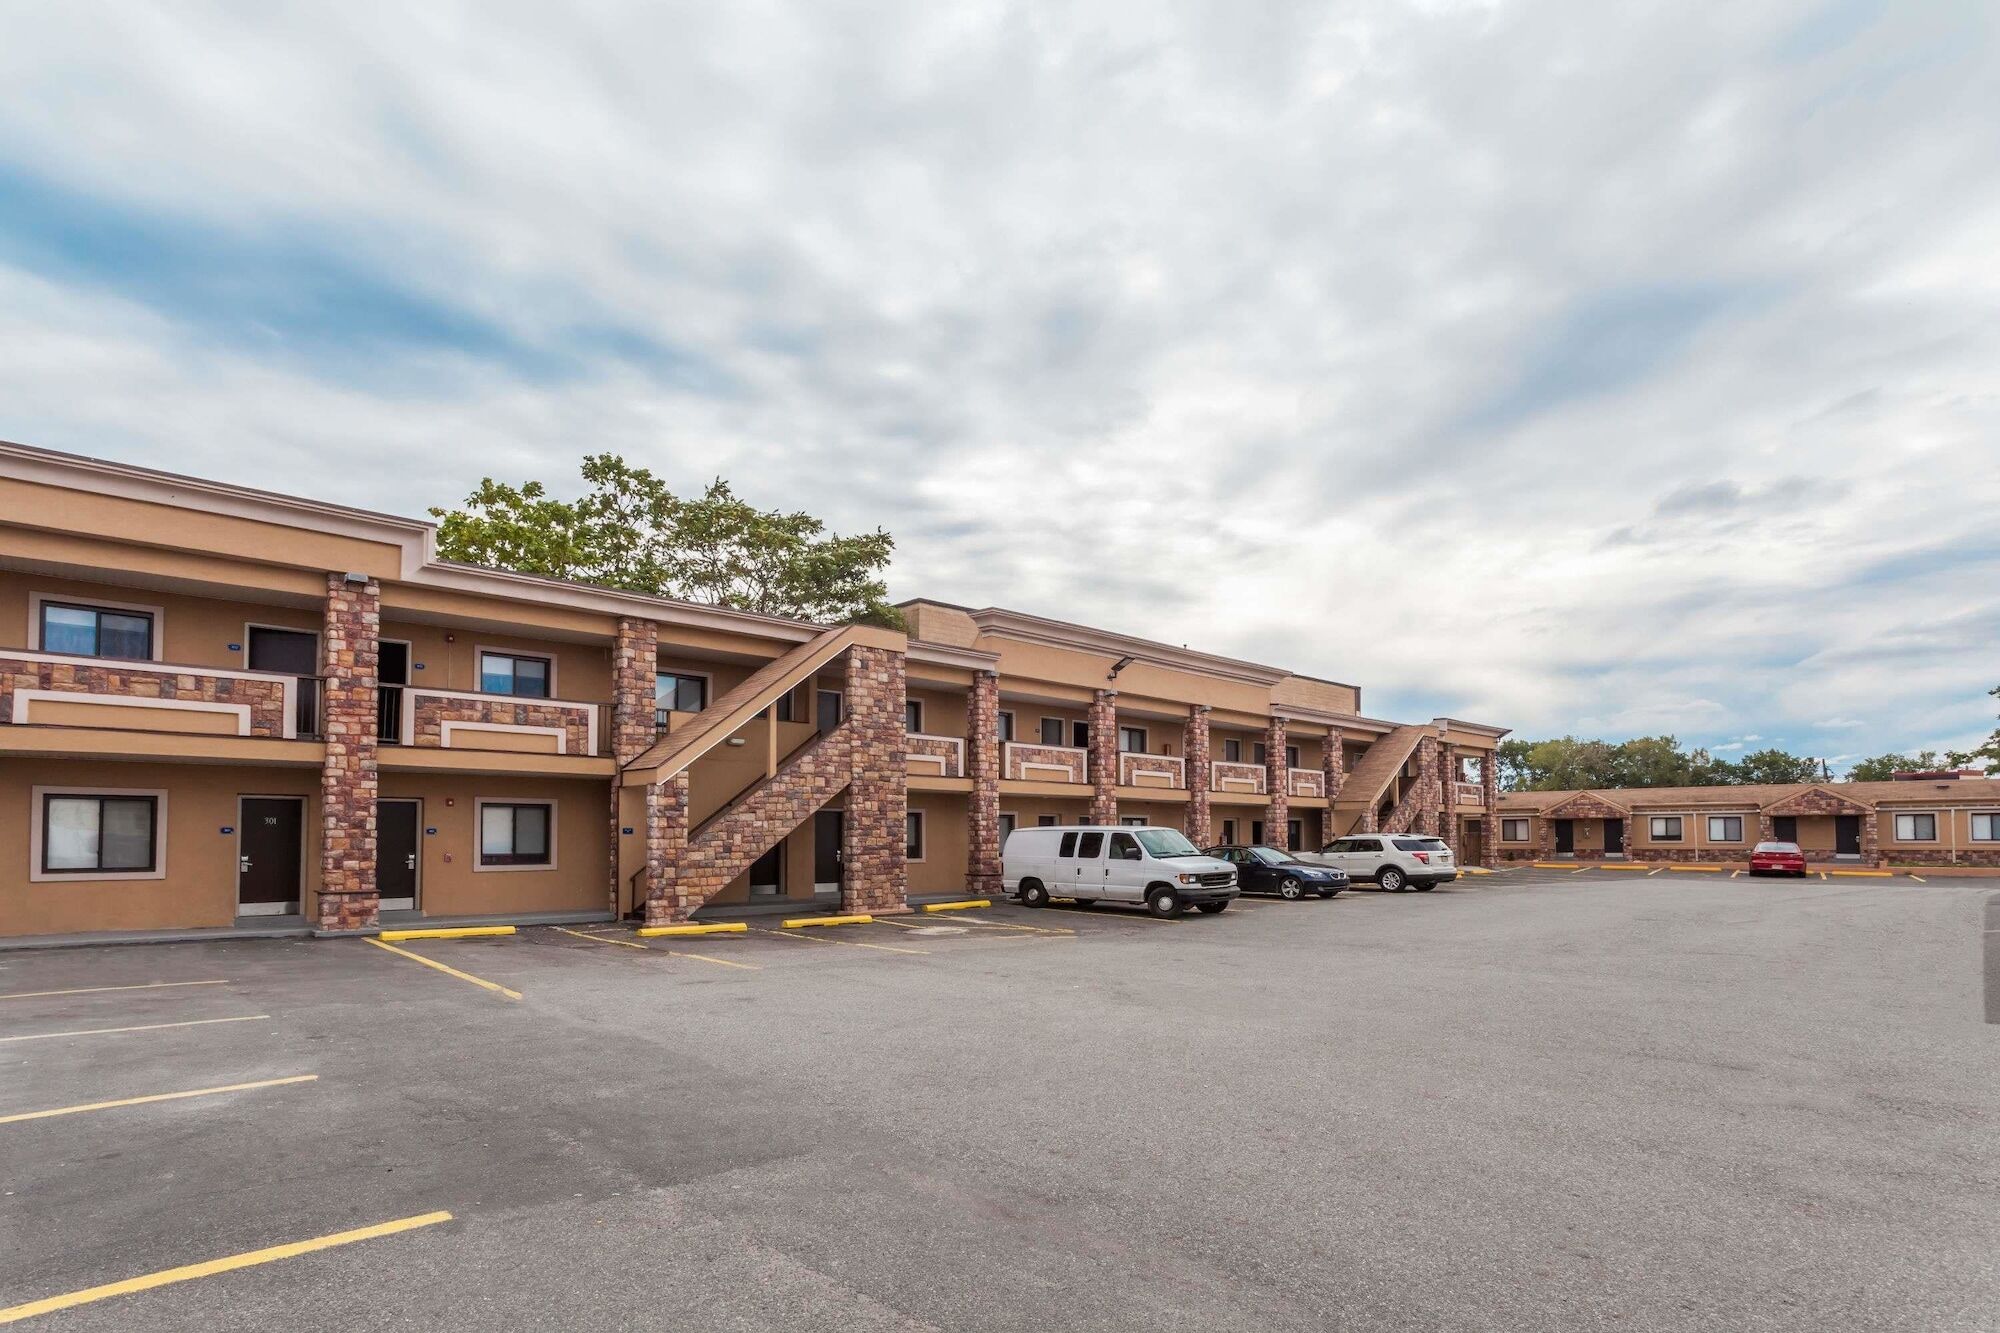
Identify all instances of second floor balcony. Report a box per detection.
[1003,740,1086,783]
[1289,767,1326,798]
[906,732,965,778]
[1,649,314,739]
[1456,780,1485,805]
[379,684,606,756]
[1210,760,1266,794]
[1119,751,1185,789]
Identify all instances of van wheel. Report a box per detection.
[1377,866,1406,892]
[1195,901,1229,914]
[1146,887,1182,918]
[1020,880,1050,908]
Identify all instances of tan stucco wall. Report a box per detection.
[1271,675,1361,716]
[376,773,609,917]
[907,686,968,740]
[383,619,613,702]
[909,791,969,895]
[1,571,322,668]
[1,760,322,937]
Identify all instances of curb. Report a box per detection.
[378,926,516,942]
[1667,865,1722,873]
[636,923,749,937]
[780,915,874,929]
[921,900,991,913]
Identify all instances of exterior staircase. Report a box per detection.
[1332,724,1431,831]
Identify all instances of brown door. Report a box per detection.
[1461,820,1483,866]
[248,627,319,736]
[238,797,304,916]
[814,810,843,891]
[378,799,420,910]
[1604,819,1625,856]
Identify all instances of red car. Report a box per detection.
[1748,841,1808,877]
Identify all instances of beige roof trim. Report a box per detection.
[0,438,828,644]
[962,606,1291,686]
[907,641,1001,672]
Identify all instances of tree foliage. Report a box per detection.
[1496,735,1827,792]
[430,454,904,628]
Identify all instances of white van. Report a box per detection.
[1003,825,1238,917]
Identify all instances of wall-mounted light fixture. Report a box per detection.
[1107,655,1135,680]
[726,736,748,747]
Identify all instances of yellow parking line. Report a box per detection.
[1,1075,318,1126]
[1730,870,1740,879]
[1648,868,1664,876]
[0,1210,452,1325]
[364,938,521,1001]
[762,929,927,955]
[0,979,229,1003]
[0,1015,268,1045]
[552,925,647,950]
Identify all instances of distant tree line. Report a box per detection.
[1497,702,1999,793]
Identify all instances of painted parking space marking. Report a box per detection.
[880,915,1073,937]
[1908,874,1927,883]
[1,1075,318,1126]
[0,1210,453,1325]
[0,1015,268,1045]
[364,938,521,1001]
[0,979,229,1003]
[760,928,927,955]
[549,926,761,970]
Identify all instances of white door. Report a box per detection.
[1104,831,1148,901]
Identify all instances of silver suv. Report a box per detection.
[1302,834,1456,892]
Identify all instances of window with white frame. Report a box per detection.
[905,811,925,860]
[480,652,551,699]
[1707,816,1744,843]
[1650,816,1684,842]
[1894,813,1937,842]
[38,601,155,661]
[479,802,553,867]
[1972,813,1999,842]
[41,793,158,874]
[1501,818,1529,842]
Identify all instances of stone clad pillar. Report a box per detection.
[966,670,1002,896]
[611,617,659,915]
[1861,809,1881,868]
[1183,705,1212,845]
[1437,743,1458,857]
[317,573,380,932]
[1087,689,1118,825]
[1263,715,1289,848]
[843,644,910,913]
[1480,748,1499,866]
[642,773,690,926]
[1410,736,1439,836]
[1321,727,1345,850]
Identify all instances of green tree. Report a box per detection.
[1845,750,1948,782]
[1946,684,2000,774]
[431,454,904,628]
[1731,748,1824,785]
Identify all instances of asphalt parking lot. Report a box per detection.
[3,870,1997,1331]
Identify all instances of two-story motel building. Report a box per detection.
[0,440,1507,941]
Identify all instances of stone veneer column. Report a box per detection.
[842,645,910,913]
[642,773,689,926]
[1263,715,1290,848]
[1321,728,1345,849]
[610,617,659,915]
[1480,748,1499,866]
[1862,809,1882,867]
[1087,689,1118,824]
[1437,743,1458,858]
[1182,705,1212,844]
[1410,736,1439,836]
[317,574,380,932]
[966,670,1002,897]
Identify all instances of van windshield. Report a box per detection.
[1135,829,1199,858]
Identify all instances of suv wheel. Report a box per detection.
[1020,879,1050,908]
[1377,866,1407,892]
[1146,887,1182,918]
[1278,876,1303,900]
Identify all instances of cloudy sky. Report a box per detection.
[2,1,1995,767]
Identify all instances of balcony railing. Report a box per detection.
[1119,752,1186,788]
[1210,760,1266,794]
[1456,781,1483,805]
[395,687,605,756]
[0,650,312,739]
[906,732,965,777]
[1003,740,1087,783]
[1288,767,1326,798]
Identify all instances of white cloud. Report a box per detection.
[0,0,1995,761]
